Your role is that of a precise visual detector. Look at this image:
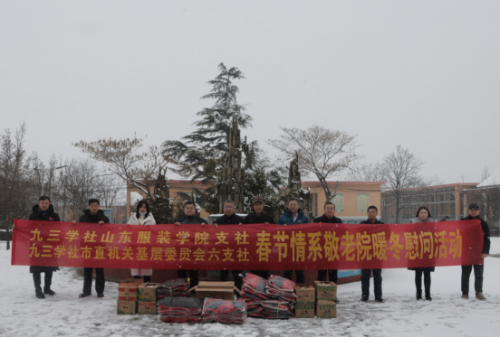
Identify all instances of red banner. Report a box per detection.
[11,220,484,270]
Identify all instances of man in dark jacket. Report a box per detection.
[245,197,274,279]
[461,203,490,301]
[76,199,110,298]
[174,201,207,287]
[315,202,342,288]
[215,200,244,290]
[360,206,385,303]
[278,198,309,284]
[28,196,60,299]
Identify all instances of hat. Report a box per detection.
[252,197,264,205]
[468,203,480,210]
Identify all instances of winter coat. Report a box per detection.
[314,214,342,224]
[28,204,60,273]
[462,215,491,255]
[174,215,206,224]
[244,212,274,224]
[127,213,156,226]
[215,213,244,225]
[277,208,309,225]
[78,209,110,224]
[408,217,435,272]
[360,219,385,224]
[127,213,155,276]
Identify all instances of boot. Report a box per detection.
[133,275,141,279]
[144,275,151,283]
[416,290,422,300]
[44,271,55,295]
[33,272,45,299]
[425,290,432,301]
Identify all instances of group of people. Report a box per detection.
[25,195,490,303]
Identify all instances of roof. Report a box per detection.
[302,181,385,187]
[383,182,478,193]
[478,170,500,187]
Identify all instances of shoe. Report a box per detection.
[361,296,368,302]
[44,288,55,296]
[425,291,432,301]
[97,293,104,298]
[79,293,91,298]
[35,288,45,299]
[416,290,422,300]
[375,298,385,303]
[476,293,486,301]
[461,294,469,300]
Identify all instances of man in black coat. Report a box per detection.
[360,206,385,303]
[28,196,60,299]
[214,200,244,290]
[461,203,491,301]
[315,202,342,287]
[75,199,110,298]
[174,201,207,287]
[244,197,274,279]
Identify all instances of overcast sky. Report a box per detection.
[1,1,499,184]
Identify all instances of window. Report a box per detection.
[330,193,344,213]
[356,193,370,213]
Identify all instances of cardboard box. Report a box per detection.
[295,284,316,302]
[137,301,158,315]
[190,281,240,300]
[295,302,315,318]
[137,283,159,302]
[314,281,337,301]
[118,278,144,301]
[117,300,137,315]
[316,300,336,319]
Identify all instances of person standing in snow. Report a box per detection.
[214,200,244,290]
[27,196,61,299]
[127,200,156,283]
[74,199,110,298]
[460,203,490,301]
[360,206,385,303]
[409,206,435,301]
[174,201,207,287]
[278,198,309,284]
[315,202,342,288]
[244,196,274,279]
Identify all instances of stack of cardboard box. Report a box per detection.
[314,281,337,319]
[294,284,316,318]
[117,278,143,315]
[137,283,159,315]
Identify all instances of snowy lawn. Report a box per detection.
[1,239,499,337]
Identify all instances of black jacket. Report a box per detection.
[360,219,385,224]
[244,212,274,224]
[79,209,110,224]
[462,216,491,255]
[28,204,60,273]
[215,213,244,225]
[174,215,206,224]
[314,214,343,223]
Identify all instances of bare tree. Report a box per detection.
[348,162,385,182]
[381,145,425,223]
[481,166,491,182]
[268,125,363,200]
[74,135,169,197]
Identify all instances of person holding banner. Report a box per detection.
[278,198,309,284]
[174,201,207,287]
[127,200,156,283]
[214,200,244,290]
[28,196,61,299]
[460,203,490,301]
[244,196,274,279]
[409,206,435,301]
[360,206,385,303]
[315,202,342,287]
[76,199,110,298]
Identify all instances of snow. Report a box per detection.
[1,239,500,337]
[478,170,500,187]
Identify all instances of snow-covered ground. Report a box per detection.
[1,239,499,337]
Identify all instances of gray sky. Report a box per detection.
[1,0,499,183]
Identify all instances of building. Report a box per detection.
[303,181,385,223]
[381,183,479,224]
